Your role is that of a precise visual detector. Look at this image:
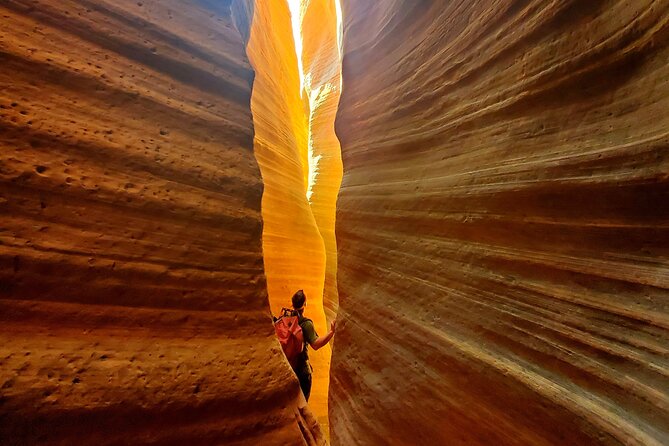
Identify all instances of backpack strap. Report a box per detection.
[298,315,313,348]
[297,312,311,325]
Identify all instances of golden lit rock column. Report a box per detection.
[244,0,332,432]
[331,1,669,445]
[0,0,325,444]
[300,0,344,324]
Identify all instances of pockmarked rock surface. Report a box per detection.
[0,1,323,444]
[331,1,669,445]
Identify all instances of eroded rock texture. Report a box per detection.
[246,0,326,322]
[246,0,341,432]
[0,1,322,444]
[331,1,669,445]
[300,0,343,324]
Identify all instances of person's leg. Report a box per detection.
[298,372,312,401]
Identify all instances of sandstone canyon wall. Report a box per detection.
[244,0,331,431]
[246,0,326,324]
[245,0,342,433]
[0,1,323,444]
[331,1,669,445]
[299,0,343,324]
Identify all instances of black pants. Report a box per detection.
[297,372,312,401]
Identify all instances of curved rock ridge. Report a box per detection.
[300,0,344,325]
[245,0,331,433]
[297,0,344,433]
[245,0,342,433]
[245,0,327,333]
[331,1,669,445]
[0,1,322,444]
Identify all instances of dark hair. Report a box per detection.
[292,290,306,310]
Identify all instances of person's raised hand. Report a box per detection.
[330,319,337,333]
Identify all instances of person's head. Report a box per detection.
[292,289,307,312]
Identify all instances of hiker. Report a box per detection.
[274,290,336,401]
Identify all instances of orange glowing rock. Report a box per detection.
[300,0,344,325]
[245,0,342,436]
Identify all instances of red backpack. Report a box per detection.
[274,308,304,368]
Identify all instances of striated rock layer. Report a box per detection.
[246,0,326,321]
[299,0,343,324]
[245,0,333,429]
[331,1,669,445]
[245,0,342,432]
[0,1,323,444]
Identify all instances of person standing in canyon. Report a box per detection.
[290,289,336,401]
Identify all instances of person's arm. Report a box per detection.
[310,320,336,351]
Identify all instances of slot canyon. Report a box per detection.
[0,1,667,446]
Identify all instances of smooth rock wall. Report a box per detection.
[300,0,343,324]
[0,1,322,444]
[244,0,332,433]
[331,1,669,445]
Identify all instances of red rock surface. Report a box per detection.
[4,0,668,444]
[331,1,669,445]
[0,1,323,444]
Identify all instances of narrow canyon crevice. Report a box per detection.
[1,1,668,445]
[298,0,344,326]
[244,0,342,435]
